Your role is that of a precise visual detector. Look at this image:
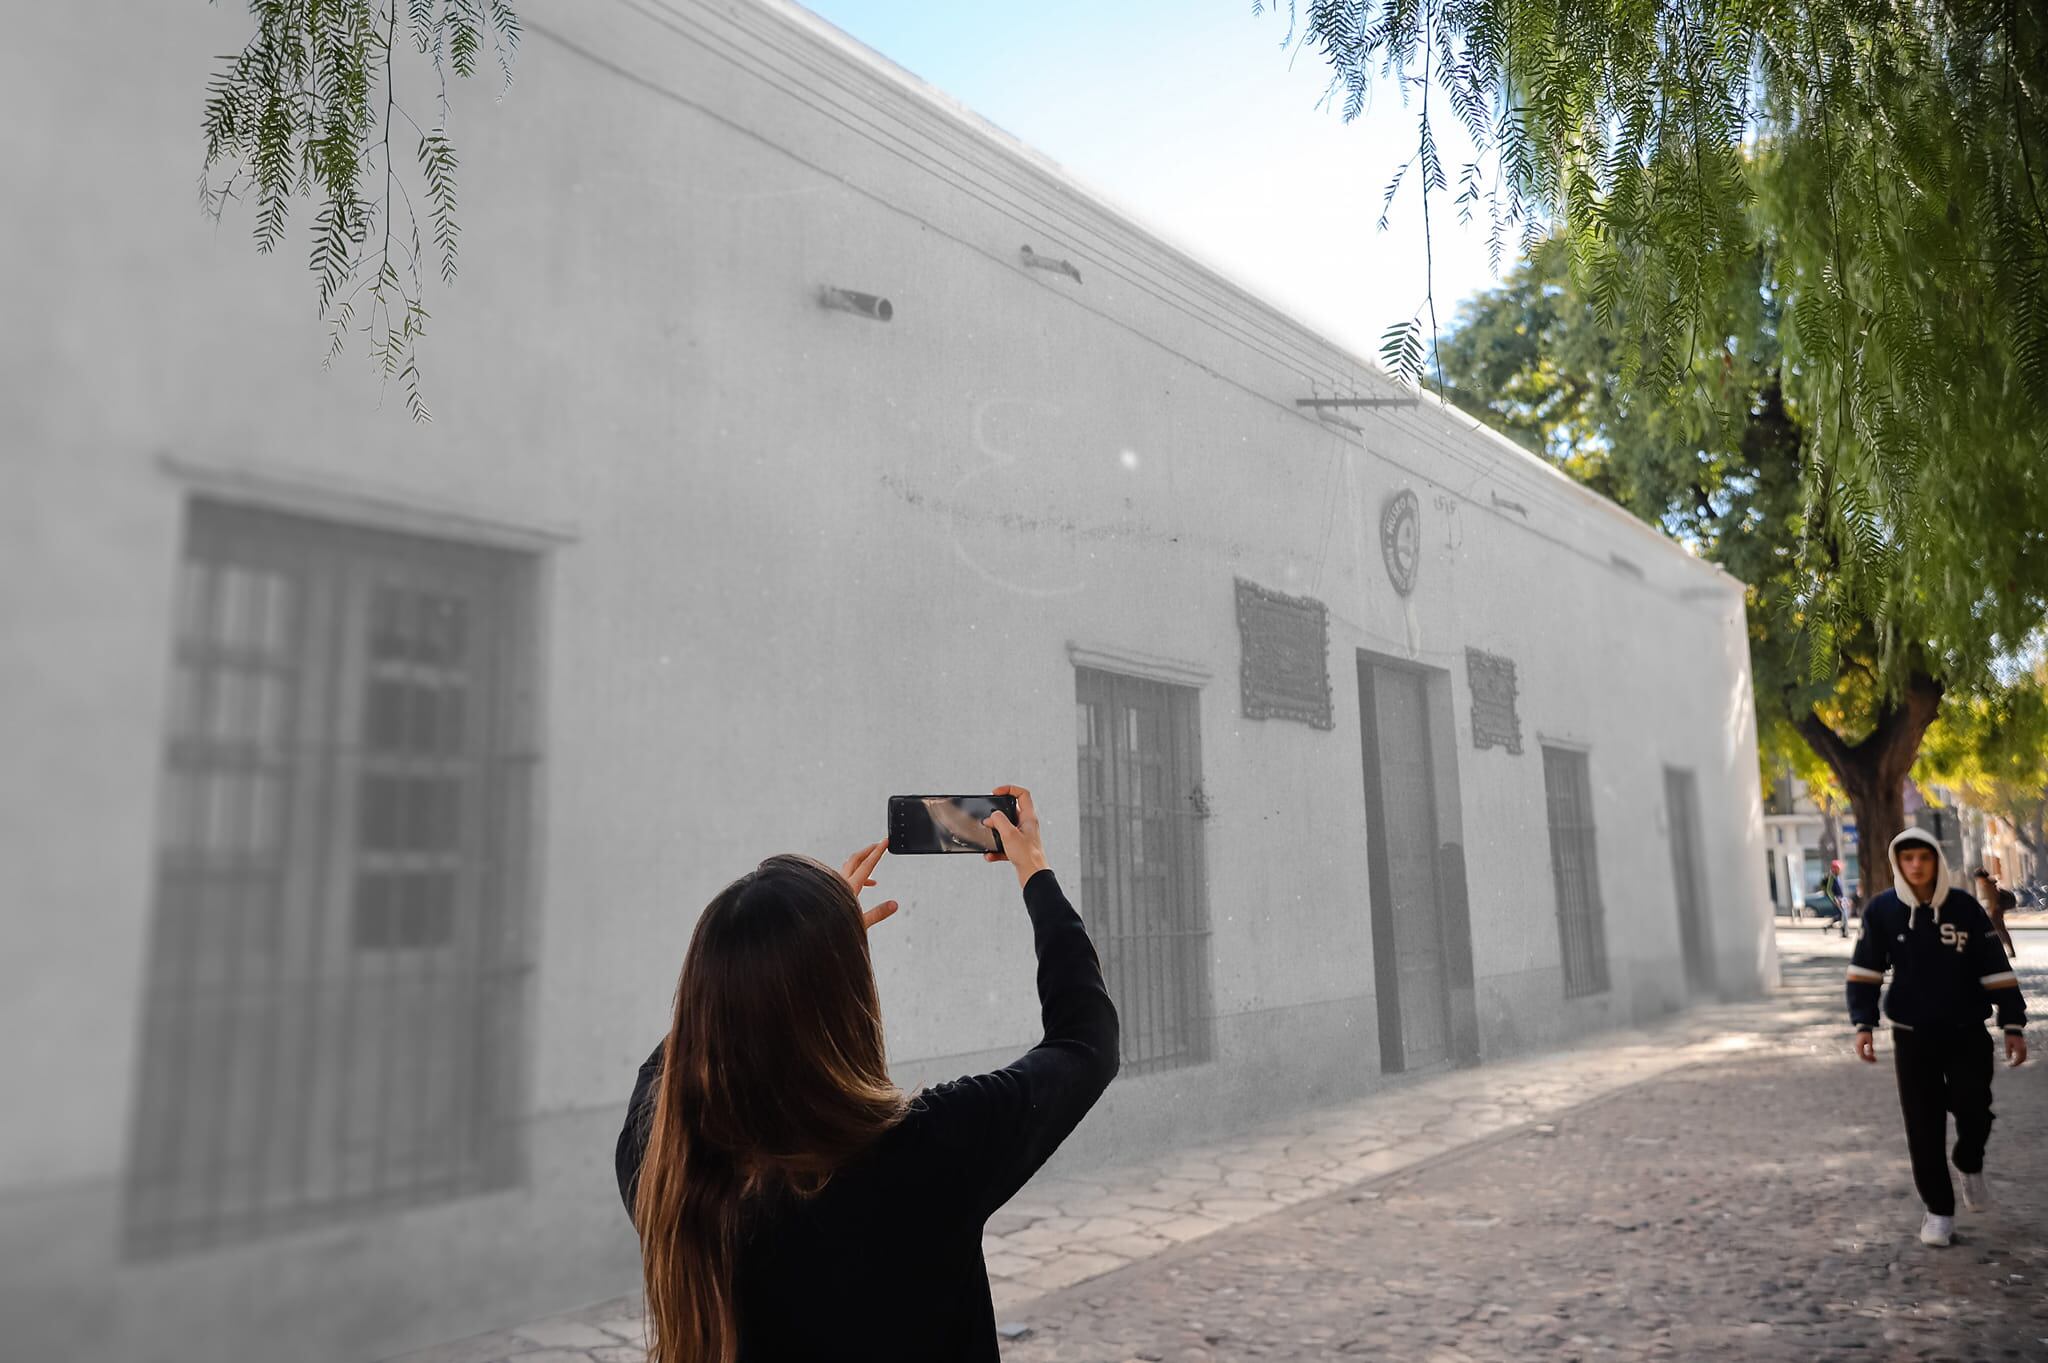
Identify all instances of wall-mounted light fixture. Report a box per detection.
[820,286,893,322]
[1019,244,1083,284]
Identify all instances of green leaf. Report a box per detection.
[201,0,514,422]
[1380,317,1424,387]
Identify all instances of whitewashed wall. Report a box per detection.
[0,0,1772,1358]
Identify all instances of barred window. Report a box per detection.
[124,499,539,1257]
[1075,667,1211,1075]
[1542,745,1611,998]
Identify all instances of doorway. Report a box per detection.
[1357,653,1477,1072]
[1664,766,1716,994]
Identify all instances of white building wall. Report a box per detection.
[1,1,1773,1358]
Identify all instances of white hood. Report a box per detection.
[1889,826,1953,928]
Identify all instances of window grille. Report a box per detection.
[123,499,538,1257]
[1542,745,1611,998]
[1075,667,1210,1075]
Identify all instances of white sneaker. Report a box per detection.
[1920,1212,1955,1246]
[1961,1172,1992,1211]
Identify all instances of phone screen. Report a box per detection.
[888,795,1019,855]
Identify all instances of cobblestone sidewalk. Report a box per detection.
[998,940,2048,1362]
[387,932,2038,1362]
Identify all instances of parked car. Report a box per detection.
[1802,891,1844,922]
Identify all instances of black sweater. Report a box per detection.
[1847,888,2027,1034]
[615,868,1120,1362]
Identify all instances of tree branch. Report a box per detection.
[1793,704,1855,782]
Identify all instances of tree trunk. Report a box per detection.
[1793,669,1944,900]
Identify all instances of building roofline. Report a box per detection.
[639,0,1742,592]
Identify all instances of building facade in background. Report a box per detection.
[1759,767,2046,916]
[1969,812,2041,890]
[3,2,1773,1359]
[1762,768,1856,912]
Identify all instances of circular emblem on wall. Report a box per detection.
[1381,489,1420,596]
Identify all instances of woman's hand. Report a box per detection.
[982,784,1049,888]
[839,840,899,931]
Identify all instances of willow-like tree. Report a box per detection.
[200,0,520,421]
[1438,234,2048,865]
[1918,675,2048,872]
[1271,0,2048,859]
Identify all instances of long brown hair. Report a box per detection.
[632,854,908,1363]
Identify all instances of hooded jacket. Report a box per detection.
[1847,827,2027,1035]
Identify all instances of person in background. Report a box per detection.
[1975,869,2018,958]
[1827,859,1851,937]
[1974,866,1999,909]
[1849,829,2028,1248]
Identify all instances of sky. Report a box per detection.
[798,0,1507,364]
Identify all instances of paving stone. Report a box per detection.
[510,1321,618,1349]
[996,943,2048,1362]
[1338,1149,1422,1179]
[1195,1197,1287,1222]
[1070,1216,1143,1238]
[1119,1206,1178,1226]
[1152,1214,1230,1243]
[1015,1260,1099,1293]
[999,1211,1081,1244]
[987,1210,1042,1236]
[1096,1232,1178,1260]
[984,1252,1042,1279]
[392,936,2044,1363]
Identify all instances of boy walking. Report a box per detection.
[1848,828,2027,1247]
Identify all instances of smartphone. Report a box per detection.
[887,794,1020,855]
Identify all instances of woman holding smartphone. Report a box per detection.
[615,785,1119,1363]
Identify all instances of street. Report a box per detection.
[393,931,2046,1363]
[997,934,2048,1363]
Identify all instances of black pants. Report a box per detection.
[1892,1026,1995,1217]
